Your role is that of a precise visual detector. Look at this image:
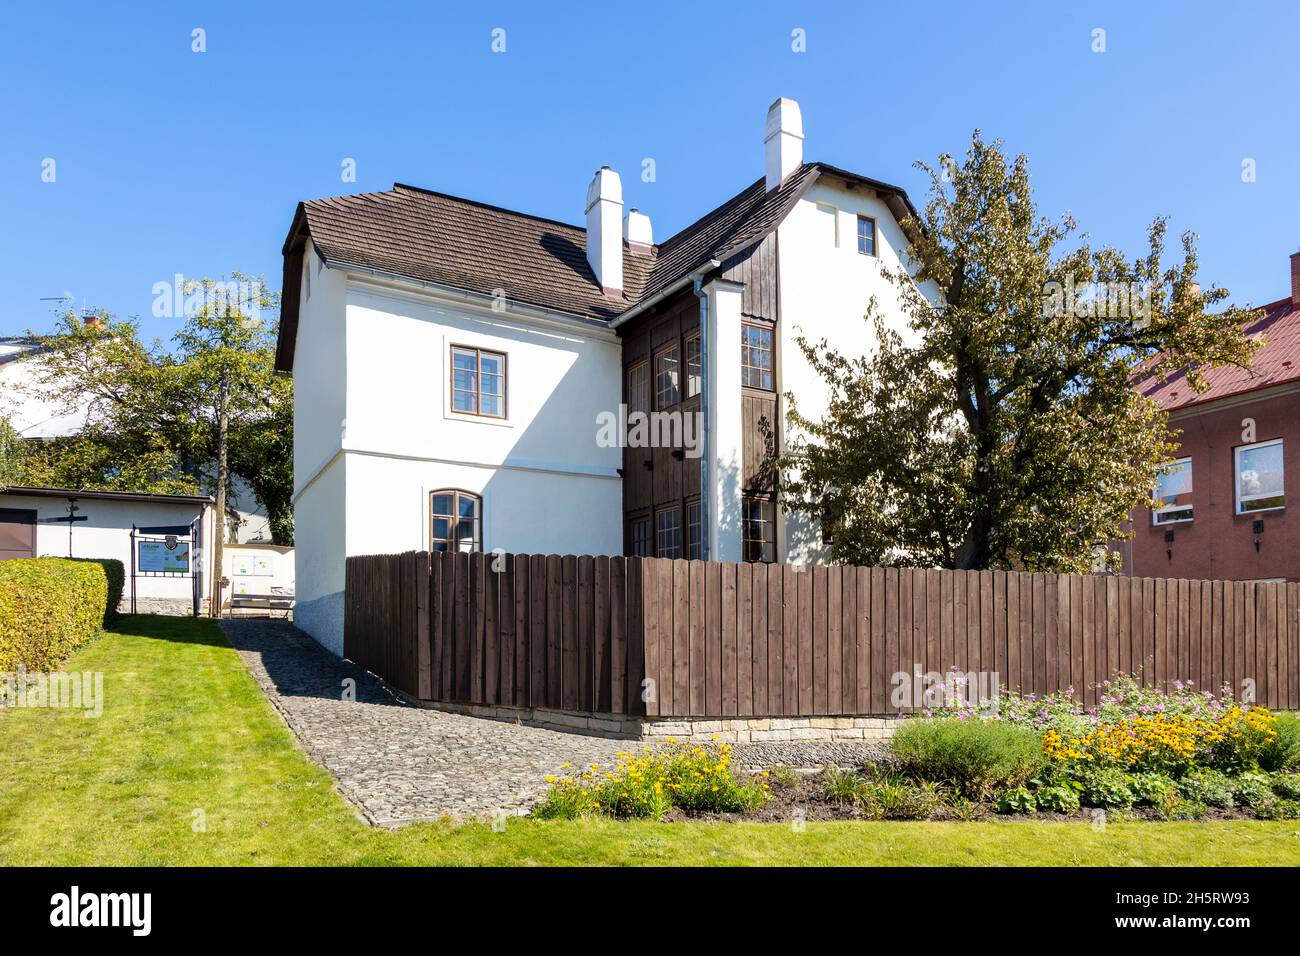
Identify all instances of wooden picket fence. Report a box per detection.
[343,552,1300,716]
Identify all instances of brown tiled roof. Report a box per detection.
[276,162,916,371]
[1134,296,1300,412]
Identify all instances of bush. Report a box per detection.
[1270,774,1300,800]
[71,558,124,624]
[0,557,109,671]
[1078,767,1135,808]
[1258,713,1300,773]
[1035,784,1081,813]
[821,767,863,805]
[1129,772,1177,806]
[533,741,768,820]
[1232,773,1275,810]
[1177,770,1236,809]
[891,718,1045,798]
[860,777,945,820]
[994,787,1037,814]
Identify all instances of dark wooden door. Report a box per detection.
[0,508,37,560]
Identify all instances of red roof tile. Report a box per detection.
[1133,296,1300,411]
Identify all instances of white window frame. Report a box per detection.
[815,201,840,248]
[1235,438,1285,515]
[1151,457,1194,525]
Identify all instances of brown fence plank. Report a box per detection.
[737,562,754,716]
[690,559,705,716]
[800,566,815,715]
[627,557,647,716]
[782,564,798,717]
[610,557,626,713]
[844,566,859,714]
[826,566,841,715]
[722,562,738,717]
[672,559,690,716]
[594,555,611,713]
[707,561,723,716]
[767,563,784,714]
[752,563,769,716]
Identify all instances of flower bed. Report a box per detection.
[531,674,1300,823]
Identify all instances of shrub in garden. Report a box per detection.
[0,557,109,671]
[994,786,1037,814]
[533,741,768,820]
[1078,767,1135,809]
[1231,773,1275,810]
[821,767,863,805]
[860,777,945,820]
[890,718,1044,798]
[1258,713,1300,773]
[1128,772,1177,806]
[1270,774,1300,800]
[71,557,124,624]
[1035,784,1080,813]
[1254,798,1300,820]
[1176,770,1236,809]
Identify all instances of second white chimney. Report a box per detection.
[764,97,804,191]
[624,208,653,254]
[585,166,624,295]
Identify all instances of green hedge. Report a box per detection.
[0,558,110,671]
[70,557,124,623]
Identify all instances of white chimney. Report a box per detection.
[585,166,624,295]
[624,208,653,254]
[764,97,804,191]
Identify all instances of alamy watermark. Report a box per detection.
[595,404,702,459]
[1041,276,1151,320]
[890,665,1001,715]
[151,273,263,321]
[1,667,103,718]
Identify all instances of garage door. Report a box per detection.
[0,508,37,560]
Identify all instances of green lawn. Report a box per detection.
[2,615,1299,866]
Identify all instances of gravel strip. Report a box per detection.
[221,618,895,824]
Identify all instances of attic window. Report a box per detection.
[857,215,877,257]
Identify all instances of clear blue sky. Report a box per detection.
[2,0,1297,340]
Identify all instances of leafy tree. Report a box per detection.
[26,277,289,570]
[0,417,24,490]
[781,133,1259,573]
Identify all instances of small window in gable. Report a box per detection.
[857,215,876,257]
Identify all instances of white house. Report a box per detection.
[277,98,938,654]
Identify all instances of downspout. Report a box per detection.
[694,276,711,560]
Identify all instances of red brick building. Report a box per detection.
[1124,251,1300,582]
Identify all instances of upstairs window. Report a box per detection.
[450,346,506,418]
[655,507,682,559]
[857,215,876,257]
[1152,458,1193,525]
[655,345,680,408]
[741,323,774,390]
[1236,439,1285,514]
[627,360,649,412]
[431,490,481,552]
[684,332,702,398]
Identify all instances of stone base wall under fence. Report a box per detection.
[116,597,210,617]
[396,694,902,744]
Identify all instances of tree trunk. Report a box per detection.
[211,374,228,618]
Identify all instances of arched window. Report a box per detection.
[430,490,482,553]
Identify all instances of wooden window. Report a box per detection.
[1235,439,1285,514]
[627,360,650,413]
[1152,457,1193,525]
[628,515,652,557]
[655,507,682,558]
[430,490,482,553]
[686,500,703,559]
[742,497,776,563]
[741,323,774,390]
[857,215,876,256]
[684,332,701,398]
[450,346,506,418]
[655,345,680,408]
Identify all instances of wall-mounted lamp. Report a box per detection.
[1252,518,1264,552]
[1164,528,1175,561]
